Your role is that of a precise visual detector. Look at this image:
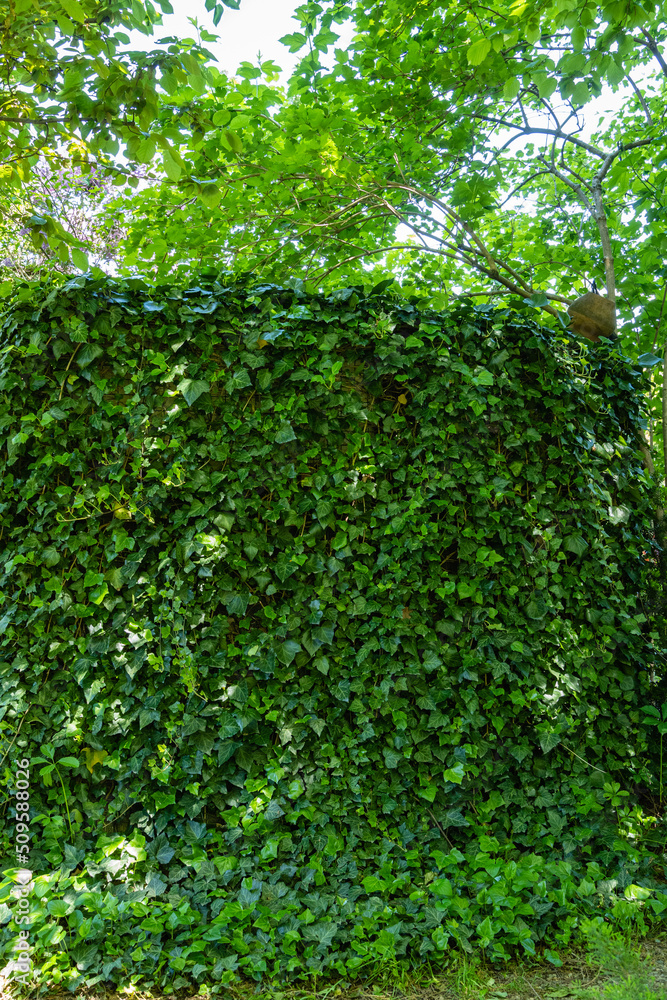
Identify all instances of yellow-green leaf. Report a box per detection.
[187,73,206,95]
[84,748,108,773]
[135,137,156,164]
[607,59,625,86]
[200,183,221,208]
[444,762,465,784]
[163,149,182,181]
[536,74,558,99]
[160,71,178,95]
[624,884,651,901]
[467,38,491,67]
[55,241,70,264]
[59,0,86,22]
[225,130,243,154]
[571,25,586,50]
[503,77,520,101]
[571,81,590,106]
[71,248,88,270]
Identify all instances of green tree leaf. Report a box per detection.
[71,248,88,271]
[59,0,86,22]
[162,150,182,181]
[467,38,491,66]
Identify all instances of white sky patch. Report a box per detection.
[157,0,301,78]
[126,0,354,81]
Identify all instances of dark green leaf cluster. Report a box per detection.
[0,274,665,990]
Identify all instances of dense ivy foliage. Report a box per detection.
[1,274,666,993]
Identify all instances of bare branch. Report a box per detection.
[590,177,616,312]
[625,74,654,125]
[310,243,422,282]
[557,139,592,193]
[499,170,553,206]
[516,95,530,131]
[471,114,607,159]
[639,28,667,79]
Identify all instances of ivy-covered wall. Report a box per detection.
[1,274,665,991]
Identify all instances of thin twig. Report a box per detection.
[427,807,454,847]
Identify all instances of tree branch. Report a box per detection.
[537,154,593,212]
[597,137,658,184]
[499,170,553,207]
[639,28,667,79]
[310,243,422,282]
[590,177,616,315]
[471,115,607,159]
[625,73,654,126]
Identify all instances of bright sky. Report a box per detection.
[130,0,352,80]
[159,0,299,77]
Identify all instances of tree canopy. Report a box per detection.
[0,0,229,266]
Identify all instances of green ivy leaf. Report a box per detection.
[443,762,465,784]
[287,778,304,798]
[538,732,561,753]
[274,422,296,443]
[225,369,252,393]
[316,499,333,520]
[563,534,589,555]
[105,568,124,591]
[178,378,210,406]
[226,592,249,616]
[383,748,402,768]
[362,874,387,892]
[526,597,547,619]
[76,343,104,368]
[42,546,60,567]
[276,639,301,665]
